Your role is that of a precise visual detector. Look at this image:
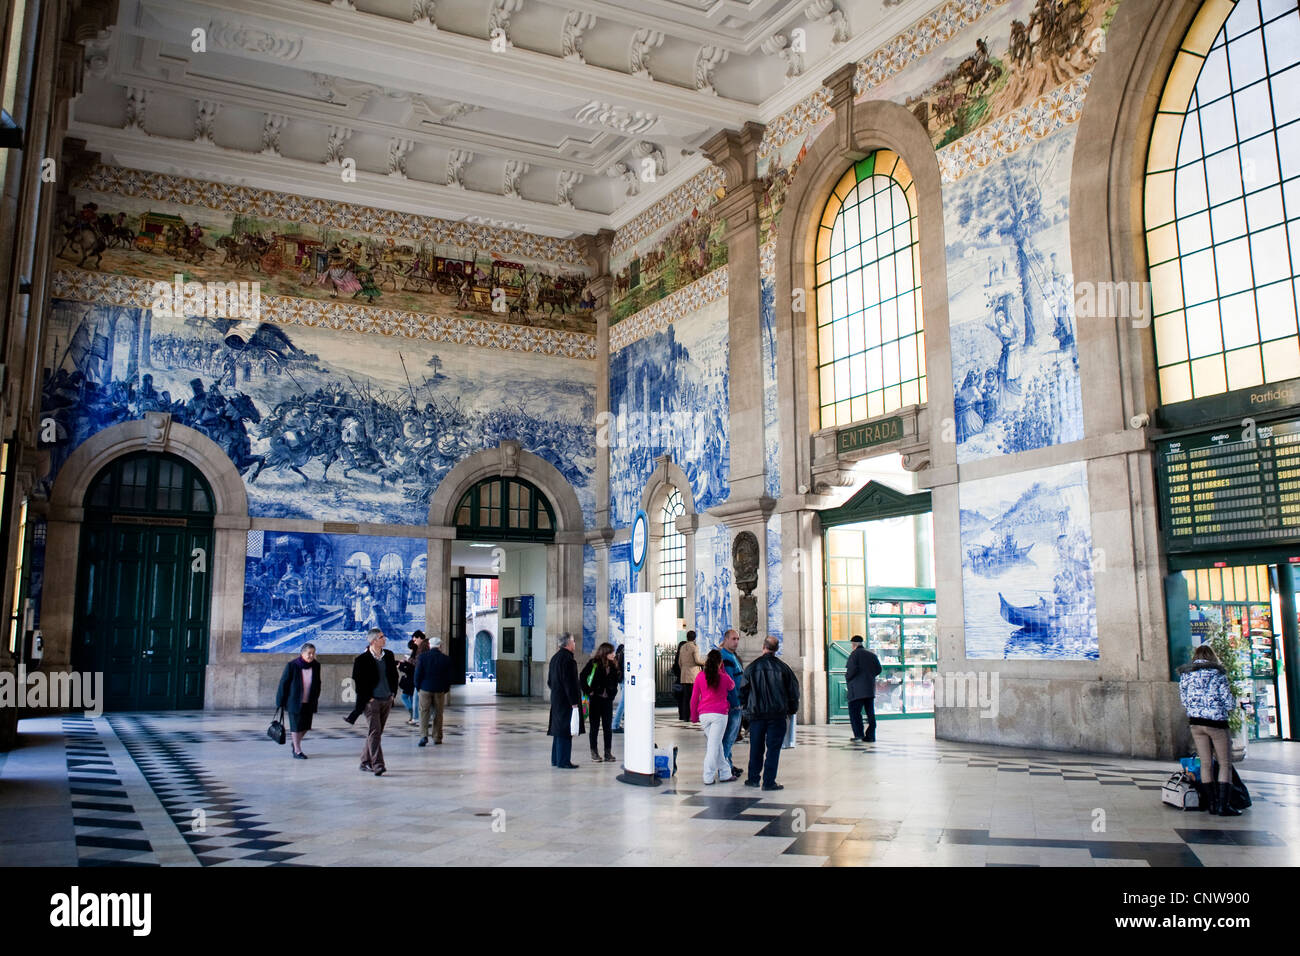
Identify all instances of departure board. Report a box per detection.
[1157,418,1300,552]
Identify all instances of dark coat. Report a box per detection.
[352,648,400,706]
[276,656,321,715]
[580,657,623,699]
[547,647,582,737]
[740,652,800,720]
[414,647,453,693]
[845,645,882,701]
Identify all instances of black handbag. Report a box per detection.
[267,708,286,745]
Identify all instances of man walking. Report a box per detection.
[739,635,800,791]
[352,628,399,776]
[718,629,744,778]
[415,635,453,747]
[845,634,882,743]
[547,632,582,769]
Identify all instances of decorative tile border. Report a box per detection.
[75,164,589,270]
[51,269,598,360]
[609,267,728,352]
[937,73,1091,183]
[854,0,1010,98]
[759,88,833,162]
[611,166,725,258]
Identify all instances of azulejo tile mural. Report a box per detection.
[694,523,733,649]
[610,199,727,324]
[959,460,1098,660]
[242,530,426,654]
[766,514,783,647]
[583,543,597,654]
[62,165,595,336]
[943,125,1084,464]
[608,541,631,648]
[39,298,596,526]
[607,296,730,529]
[608,268,727,352]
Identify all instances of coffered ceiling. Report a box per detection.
[68,0,930,238]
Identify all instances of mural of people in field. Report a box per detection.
[38,299,596,526]
[242,531,427,654]
[54,192,596,335]
[610,203,727,322]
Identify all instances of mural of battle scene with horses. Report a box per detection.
[609,199,727,323]
[55,194,597,336]
[38,298,597,527]
[889,0,1119,149]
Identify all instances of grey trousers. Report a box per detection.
[1190,723,1232,784]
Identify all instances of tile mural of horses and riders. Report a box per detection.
[242,530,427,654]
[959,460,1098,660]
[609,200,728,324]
[55,189,596,336]
[38,298,597,526]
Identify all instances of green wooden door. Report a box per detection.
[827,640,852,721]
[73,453,214,711]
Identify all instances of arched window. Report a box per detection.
[85,451,213,515]
[658,487,686,601]
[454,476,556,541]
[1144,0,1300,403]
[815,149,926,429]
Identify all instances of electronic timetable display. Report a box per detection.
[1156,418,1300,552]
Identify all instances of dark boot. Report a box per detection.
[1201,778,1218,814]
[1215,782,1242,816]
[591,748,603,763]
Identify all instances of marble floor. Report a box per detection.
[2,701,1298,867]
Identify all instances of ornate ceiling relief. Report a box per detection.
[261,113,287,156]
[208,20,304,60]
[561,11,597,63]
[446,149,474,188]
[411,0,438,27]
[556,169,583,208]
[761,34,804,83]
[803,0,850,43]
[574,102,658,135]
[503,159,530,198]
[694,46,729,96]
[629,29,665,80]
[193,100,220,144]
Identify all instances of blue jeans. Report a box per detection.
[401,691,419,722]
[722,708,741,765]
[551,734,573,767]
[746,716,788,788]
[612,691,625,729]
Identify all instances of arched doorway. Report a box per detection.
[72,452,216,710]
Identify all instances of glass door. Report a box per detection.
[868,590,936,717]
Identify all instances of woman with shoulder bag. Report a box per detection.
[1177,644,1242,816]
[276,643,322,759]
[580,643,623,763]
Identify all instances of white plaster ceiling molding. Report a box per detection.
[803,0,849,44]
[489,0,525,47]
[124,87,149,133]
[261,112,288,155]
[503,158,530,197]
[693,45,728,95]
[760,33,804,83]
[562,11,597,62]
[556,168,583,207]
[388,137,416,177]
[446,147,474,187]
[573,101,659,135]
[194,100,220,143]
[412,0,438,26]
[629,28,665,79]
[208,19,303,59]
[325,124,354,162]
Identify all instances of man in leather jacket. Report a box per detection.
[739,635,800,791]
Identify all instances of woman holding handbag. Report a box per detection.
[580,642,622,763]
[276,643,322,759]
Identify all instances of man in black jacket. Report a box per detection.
[352,628,400,775]
[415,635,453,747]
[547,633,582,769]
[845,634,882,743]
[739,635,800,791]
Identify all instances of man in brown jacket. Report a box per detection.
[675,630,706,721]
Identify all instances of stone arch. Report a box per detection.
[1068,0,1202,435]
[49,414,248,520]
[774,92,955,496]
[427,439,583,533]
[638,454,697,616]
[41,414,250,679]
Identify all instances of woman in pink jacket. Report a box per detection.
[691,649,737,784]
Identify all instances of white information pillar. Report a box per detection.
[617,592,660,786]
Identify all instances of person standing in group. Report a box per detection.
[675,630,705,722]
[611,643,626,734]
[740,635,800,791]
[691,649,737,785]
[398,634,422,726]
[275,643,321,759]
[1178,644,1242,816]
[580,642,623,763]
[352,628,399,776]
[718,629,745,779]
[547,633,583,769]
[845,635,882,743]
[415,635,453,747]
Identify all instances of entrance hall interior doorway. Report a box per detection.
[72,452,215,711]
[820,455,936,726]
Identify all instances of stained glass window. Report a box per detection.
[1145,0,1300,403]
[658,487,686,600]
[814,150,926,429]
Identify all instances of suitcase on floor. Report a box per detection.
[1161,771,1201,810]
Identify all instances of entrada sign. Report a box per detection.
[838,416,904,453]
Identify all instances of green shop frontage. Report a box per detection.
[821,478,937,723]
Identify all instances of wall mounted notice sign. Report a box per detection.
[520,595,534,627]
[631,509,648,573]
